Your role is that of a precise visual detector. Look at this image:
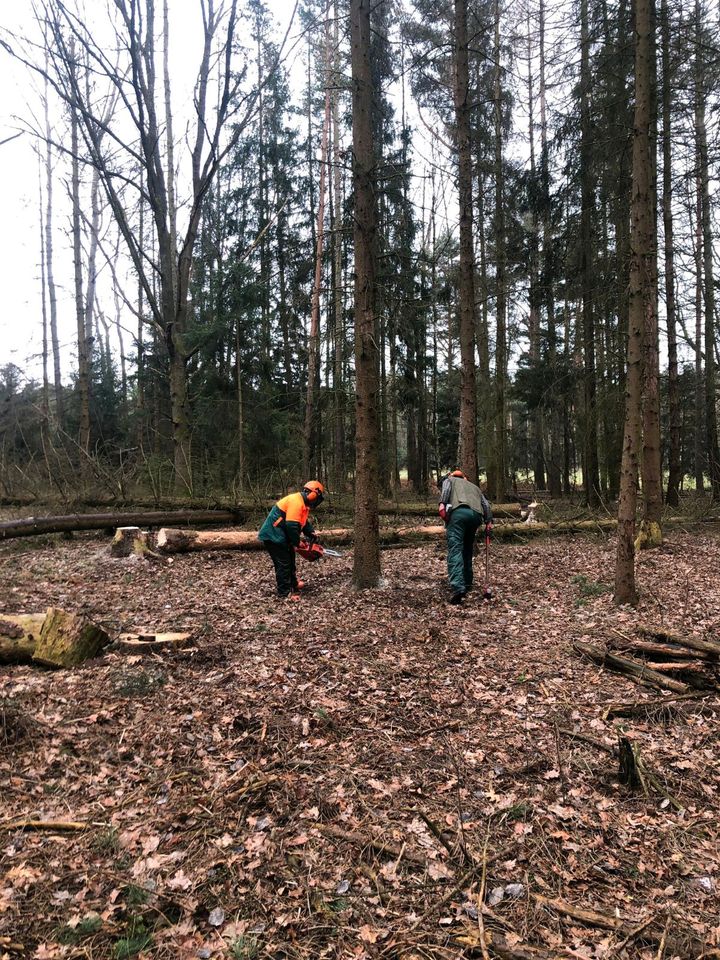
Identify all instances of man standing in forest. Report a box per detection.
[438,470,493,603]
[258,482,325,600]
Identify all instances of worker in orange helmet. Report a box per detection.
[438,470,493,603]
[258,481,325,600]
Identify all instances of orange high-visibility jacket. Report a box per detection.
[258,492,316,547]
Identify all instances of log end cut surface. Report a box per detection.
[32,608,109,668]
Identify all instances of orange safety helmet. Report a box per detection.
[450,470,466,479]
[302,480,325,503]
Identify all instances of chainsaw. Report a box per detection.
[295,540,343,562]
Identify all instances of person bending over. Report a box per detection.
[258,481,325,600]
[438,470,492,604]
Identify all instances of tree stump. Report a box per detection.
[110,526,147,558]
[0,615,45,664]
[32,608,109,668]
[115,632,193,654]
[618,736,642,791]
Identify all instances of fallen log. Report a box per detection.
[0,508,247,540]
[573,641,690,693]
[156,519,624,554]
[32,608,110,668]
[612,638,711,661]
[603,691,710,720]
[637,625,720,658]
[0,614,46,665]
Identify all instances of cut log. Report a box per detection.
[637,625,720,658]
[0,508,247,540]
[110,526,146,558]
[156,519,625,554]
[115,632,193,654]
[573,641,690,693]
[612,638,711,661]
[0,614,45,664]
[32,608,109,668]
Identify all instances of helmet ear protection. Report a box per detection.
[302,481,325,504]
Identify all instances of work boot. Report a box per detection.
[449,590,466,605]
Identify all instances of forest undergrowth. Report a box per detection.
[1,528,719,959]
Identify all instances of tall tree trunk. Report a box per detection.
[695,0,720,499]
[44,73,63,428]
[37,158,50,420]
[539,0,562,497]
[163,0,178,301]
[661,0,680,506]
[70,44,91,464]
[332,0,345,490]
[693,129,704,493]
[236,321,244,492]
[637,0,662,549]
[304,29,331,481]
[454,0,479,482]
[580,0,600,506]
[491,0,507,498]
[351,0,381,588]
[615,0,654,605]
[527,5,545,491]
[136,172,146,446]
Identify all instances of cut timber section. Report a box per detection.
[0,615,46,665]
[0,609,109,668]
[0,503,523,541]
[32,608,109,668]
[0,509,246,540]
[115,632,193,654]
[156,519,623,554]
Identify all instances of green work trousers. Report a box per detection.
[446,505,483,593]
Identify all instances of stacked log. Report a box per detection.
[575,626,720,693]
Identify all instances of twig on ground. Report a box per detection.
[0,820,87,832]
[476,827,491,960]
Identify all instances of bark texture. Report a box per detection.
[453,0,478,483]
[350,0,381,588]
[615,0,655,604]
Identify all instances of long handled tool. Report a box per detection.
[482,525,494,601]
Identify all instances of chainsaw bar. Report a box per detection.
[321,547,343,558]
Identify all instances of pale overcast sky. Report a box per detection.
[0,0,312,382]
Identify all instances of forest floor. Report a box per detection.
[1,523,719,960]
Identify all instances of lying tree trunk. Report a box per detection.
[155,519,622,554]
[637,625,720,658]
[0,615,46,665]
[574,641,690,693]
[0,509,247,540]
[156,527,356,553]
[612,638,711,660]
[603,691,710,720]
[32,608,109,668]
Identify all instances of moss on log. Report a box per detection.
[32,608,109,668]
[0,615,45,664]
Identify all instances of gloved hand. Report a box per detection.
[438,504,448,523]
[485,522,493,541]
[307,532,319,544]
